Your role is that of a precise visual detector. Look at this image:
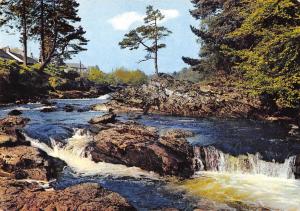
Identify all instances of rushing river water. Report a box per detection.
[1,97,300,210]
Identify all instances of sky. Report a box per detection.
[0,0,199,74]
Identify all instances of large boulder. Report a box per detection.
[0,179,135,211]
[0,145,65,180]
[89,122,195,178]
[0,116,30,145]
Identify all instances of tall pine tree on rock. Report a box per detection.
[119,5,172,75]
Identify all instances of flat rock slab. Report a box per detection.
[89,113,117,124]
[0,179,135,211]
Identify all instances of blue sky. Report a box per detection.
[0,0,199,74]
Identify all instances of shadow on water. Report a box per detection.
[53,170,195,211]
[126,114,300,163]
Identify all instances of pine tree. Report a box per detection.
[35,0,88,70]
[119,5,172,75]
[0,0,36,65]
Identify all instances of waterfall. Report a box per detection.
[25,129,158,179]
[194,146,296,179]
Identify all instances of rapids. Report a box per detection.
[181,172,300,210]
[1,97,300,210]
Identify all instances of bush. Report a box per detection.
[86,66,148,86]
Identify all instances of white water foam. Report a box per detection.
[195,146,296,179]
[182,172,300,210]
[3,106,31,111]
[97,94,111,100]
[25,129,158,179]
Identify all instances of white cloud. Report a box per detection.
[108,9,180,31]
[160,9,180,22]
[108,12,144,31]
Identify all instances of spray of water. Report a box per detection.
[25,129,158,179]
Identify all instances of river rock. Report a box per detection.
[64,105,75,112]
[0,145,65,180]
[0,179,135,211]
[89,113,117,124]
[89,122,195,178]
[0,116,30,144]
[8,109,22,116]
[40,106,57,113]
[106,74,265,119]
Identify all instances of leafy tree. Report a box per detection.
[223,0,300,108]
[119,5,172,75]
[87,66,106,84]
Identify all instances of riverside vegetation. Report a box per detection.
[0,0,300,210]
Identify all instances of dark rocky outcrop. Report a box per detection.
[8,109,22,116]
[89,122,195,178]
[0,179,135,211]
[97,74,297,122]
[0,64,50,104]
[63,105,75,112]
[295,155,300,179]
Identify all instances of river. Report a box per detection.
[1,97,300,210]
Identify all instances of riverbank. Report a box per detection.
[1,98,300,210]
[0,115,136,210]
[95,74,300,127]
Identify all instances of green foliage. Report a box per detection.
[187,0,300,109]
[87,66,106,84]
[86,66,148,86]
[112,67,148,85]
[223,0,300,108]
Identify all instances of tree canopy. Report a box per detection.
[185,0,300,108]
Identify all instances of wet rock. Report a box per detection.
[0,179,135,211]
[89,113,117,124]
[64,105,75,112]
[295,155,300,179]
[78,106,91,112]
[128,113,142,120]
[0,145,65,180]
[0,116,30,143]
[89,122,195,178]
[0,134,17,146]
[8,109,22,116]
[40,107,57,113]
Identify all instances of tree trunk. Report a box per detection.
[21,0,28,66]
[40,0,45,63]
[154,49,158,75]
[154,18,159,75]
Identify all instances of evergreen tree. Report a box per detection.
[36,0,88,70]
[119,5,172,75]
[0,0,36,65]
[182,0,248,74]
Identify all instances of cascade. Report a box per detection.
[194,146,296,179]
